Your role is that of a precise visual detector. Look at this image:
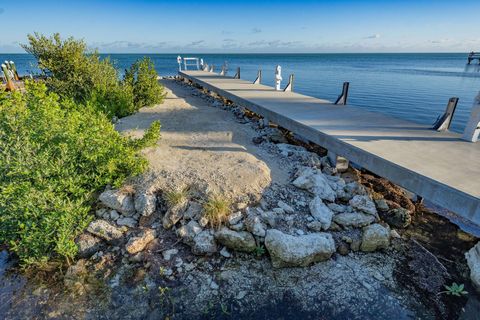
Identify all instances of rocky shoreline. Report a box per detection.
[1,78,479,319]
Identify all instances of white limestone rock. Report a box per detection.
[215,227,256,252]
[87,219,124,242]
[163,200,188,229]
[192,231,217,255]
[292,167,336,202]
[177,220,202,245]
[76,233,103,258]
[116,217,137,228]
[134,192,157,217]
[349,195,378,216]
[308,196,334,230]
[99,189,135,216]
[277,200,294,214]
[360,224,390,252]
[333,212,375,228]
[265,229,335,268]
[183,201,203,220]
[227,211,243,225]
[245,215,266,237]
[466,242,480,292]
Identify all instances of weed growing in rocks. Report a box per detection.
[202,194,231,229]
[439,283,468,297]
[164,187,190,207]
[254,245,266,257]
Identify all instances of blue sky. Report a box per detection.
[1,0,479,53]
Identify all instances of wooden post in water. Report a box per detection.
[253,70,262,84]
[233,67,240,79]
[9,61,19,80]
[1,63,15,91]
[284,74,294,92]
[432,97,459,131]
[334,82,349,105]
[462,92,480,142]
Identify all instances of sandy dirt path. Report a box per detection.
[116,79,288,205]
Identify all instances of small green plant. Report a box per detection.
[159,266,167,276]
[129,120,161,150]
[439,282,468,297]
[202,300,215,315]
[202,194,231,229]
[219,302,230,315]
[158,286,171,297]
[254,245,266,257]
[164,187,189,207]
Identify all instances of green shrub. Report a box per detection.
[22,33,135,118]
[129,120,161,149]
[124,57,166,108]
[0,81,158,266]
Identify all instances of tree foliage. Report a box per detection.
[22,33,165,118]
[124,57,166,108]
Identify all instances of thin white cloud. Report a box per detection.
[188,40,205,47]
[364,34,381,39]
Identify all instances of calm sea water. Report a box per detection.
[2,53,479,133]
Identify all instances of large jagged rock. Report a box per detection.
[76,233,103,258]
[333,212,375,228]
[99,189,135,216]
[349,195,377,216]
[163,200,188,229]
[87,219,124,242]
[309,196,334,230]
[466,242,480,292]
[265,229,336,268]
[192,231,217,255]
[125,228,156,254]
[360,224,390,252]
[134,192,157,217]
[292,167,336,202]
[214,227,256,252]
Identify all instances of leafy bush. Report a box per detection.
[22,33,164,118]
[124,57,166,108]
[0,81,158,266]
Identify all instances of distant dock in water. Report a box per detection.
[179,68,480,227]
[467,52,480,64]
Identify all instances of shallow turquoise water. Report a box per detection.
[2,53,479,133]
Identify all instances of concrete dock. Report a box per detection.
[179,70,480,226]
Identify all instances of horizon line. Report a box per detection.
[0,51,471,55]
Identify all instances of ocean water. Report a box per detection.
[2,53,479,133]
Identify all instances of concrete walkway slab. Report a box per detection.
[180,70,480,226]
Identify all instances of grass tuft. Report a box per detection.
[202,194,231,229]
[164,187,189,207]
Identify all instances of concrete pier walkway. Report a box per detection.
[179,70,480,226]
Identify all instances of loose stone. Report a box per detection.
[360,223,390,252]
